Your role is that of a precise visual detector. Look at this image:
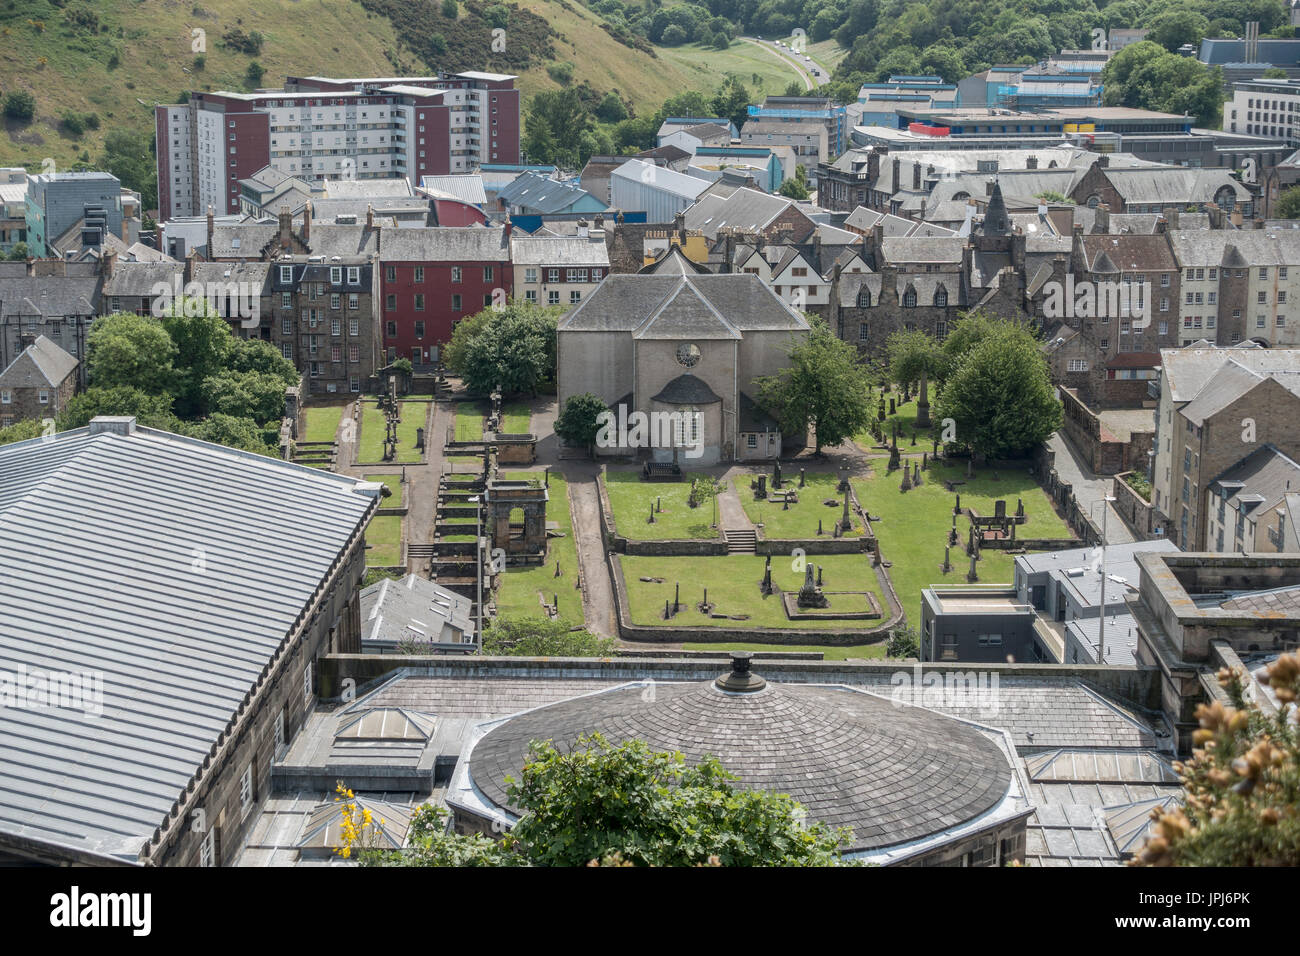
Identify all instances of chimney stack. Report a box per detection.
[366,204,374,230]
[279,205,292,249]
[302,200,312,244]
[206,205,215,258]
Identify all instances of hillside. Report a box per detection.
[0,0,818,179]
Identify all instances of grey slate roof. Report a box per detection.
[419,175,488,206]
[0,420,380,862]
[102,262,185,299]
[1208,444,1300,516]
[650,373,722,404]
[0,335,78,388]
[509,235,609,267]
[685,187,798,237]
[559,273,809,335]
[497,172,600,214]
[0,276,100,319]
[466,678,1015,853]
[360,574,473,648]
[379,226,508,263]
[208,223,278,259]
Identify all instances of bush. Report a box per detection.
[546,61,574,85]
[661,23,688,45]
[3,90,35,122]
[245,61,265,87]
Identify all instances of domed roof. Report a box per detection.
[467,657,1013,853]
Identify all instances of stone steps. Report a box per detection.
[724,529,757,553]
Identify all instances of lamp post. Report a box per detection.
[1089,494,1117,664]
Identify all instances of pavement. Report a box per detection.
[1046,432,1135,545]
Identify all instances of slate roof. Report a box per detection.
[380,226,509,262]
[0,335,78,388]
[559,273,808,335]
[465,678,1016,853]
[208,223,279,259]
[102,261,184,298]
[685,187,799,238]
[418,175,488,206]
[1080,234,1177,272]
[1167,228,1300,267]
[0,419,380,862]
[498,172,600,214]
[360,574,473,648]
[0,276,100,318]
[509,235,609,267]
[1101,167,1251,206]
[1208,444,1300,517]
[1160,347,1300,404]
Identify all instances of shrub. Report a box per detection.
[3,90,35,122]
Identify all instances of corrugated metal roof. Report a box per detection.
[0,423,379,862]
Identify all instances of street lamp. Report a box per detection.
[1088,494,1117,664]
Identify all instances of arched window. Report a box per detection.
[856,287,872,308]
[903,288,917,307]
[1087,195,1101,208]
[934,287,948,307]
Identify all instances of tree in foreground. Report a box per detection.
[1135,655,1300,866]
[933,319,1062,460]
[553,392,609,456]
[443,301,558,396]
[86,312,178,395]
[885,329,944,428]
[756,317,874,454]
[481,616,615,657]
[347,734,851,866]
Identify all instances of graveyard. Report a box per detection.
[603,470,727,540]
[738,465,866,539]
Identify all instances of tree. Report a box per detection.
[756,317,874,454]
[181,413,275,455]
[354,734,850,866]
[1275,185,1300,219]
[227,336,299,381]
[887,626,920,659]
[778,164,810,199]
[6,242,27,261]
[1146,8,1210,53]
[100,128,157,210]
[481,615,615,656]
[203,370,292,424]
[3,90,35,122]
[445,302,558,396]
[661,23,688,45]
[1100,41,1223,128]
[245,61,266,88]
[159,301,237,417]
[1135,655,1300,866]
[595,91,629,123]
[711,75,752,133]
[885,329,943,428]
[933,320,1062,460]
[57,386,177,431]
[1263,67,1289,80]
[0,418,46,446]
[441,0,458,16]
[553,392,610,454]
[86,313,177,395]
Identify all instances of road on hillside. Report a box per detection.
[739,37,826,91]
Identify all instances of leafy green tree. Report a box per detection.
[756,316,874,454]
[481,615,615,656]
[933,320,1062,460]
[887,626,921,659]
[885,328,943,427]
[554,392,610,453]
[939,311,1002,370]
[1275,185,1300,219]
[0,418,46,446]
[441,0,458,16]
[159,301,237,417]
[778,164,810,199]
[203,370,292,424]
[445,302,558,396]
[711,75,752,132]
[6,242,27,261]
[57,386,177,431]
[227,336,299,381]
[86,312,177,395]
[358,735,850,866]
[100,128,157,210]
[595,91,629,123]
[1263,67,1289,80]
[1100,40,1223,127]
[181,413,275,455]
[1136,655,1300,866]
[1146,8,1210,52]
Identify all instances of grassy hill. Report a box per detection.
[0,0,817,179]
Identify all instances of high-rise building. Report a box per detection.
[156,73,521,221]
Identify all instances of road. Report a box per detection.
[1047,432,1135,545]
[739,37,828,90]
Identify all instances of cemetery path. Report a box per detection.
[716,482,754,533]
[1047,433,1135,546]
[566,464,620,641]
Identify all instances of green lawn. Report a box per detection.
[455,402,487,442]
[365,515,403,567]
[604,471,723,540]
[502,402,532,434]
[621,553,887,631]
[854,394,937,450]
[494,471,583,623]
[302,405,346,444]
[739,470,864,538]
[854,462,1074,618]
[682,641,887,660]
[358,401,426,464]
[366,474,404,509]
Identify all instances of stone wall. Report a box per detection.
[1112,472,1160,539]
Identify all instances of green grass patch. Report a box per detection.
[455,402,487,442]
[365,515,403,567]
[604,470,723,540]
[494,471,583,623]
[302,405,346,444]
[681,641,886,660]
[358,401,426,463]
[501,402,532,434]
[621,553,887,631]
[739,470,864,538]
[365,474,404,508]
[853,462,1074,617]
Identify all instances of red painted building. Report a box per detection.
[377,226,512,365]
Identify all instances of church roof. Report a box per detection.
[651,373,723,405]
[558,273,809,335]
